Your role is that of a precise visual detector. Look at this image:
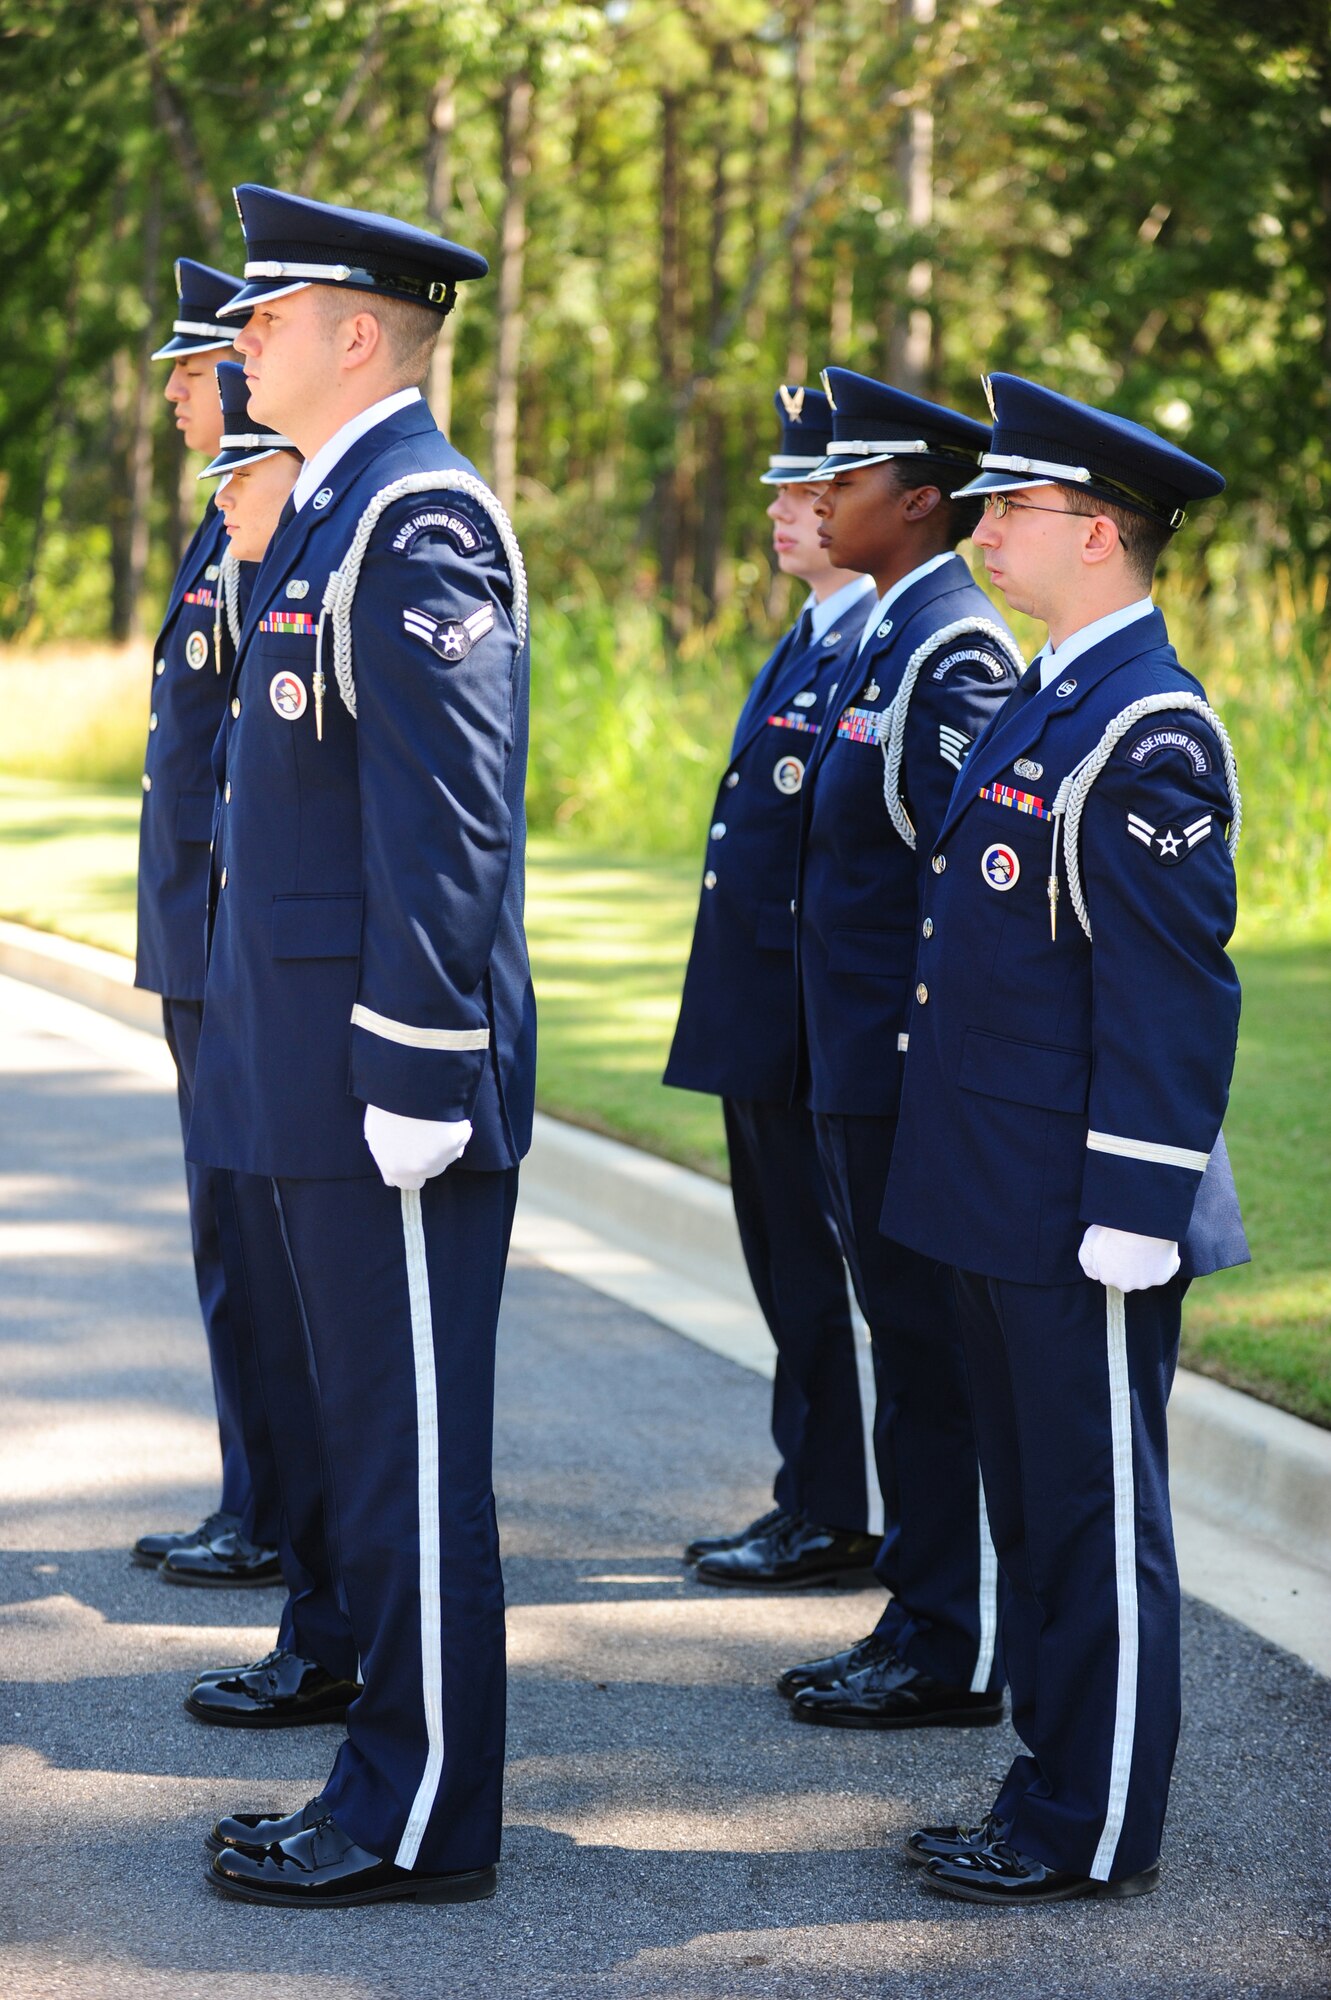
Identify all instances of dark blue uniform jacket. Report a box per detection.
[665,595,872,1101]
[187,400,535,1181]
[135,501,233,1001]
[882,609,1249,1285]
[795,553,1022,1117]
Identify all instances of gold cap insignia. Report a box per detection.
[778,384,806,421]
[820,368,837,412]
[981,374,997,421]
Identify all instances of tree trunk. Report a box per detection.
[425,75,458,434]
[784,0,815,384]
[123,183,163,639]
[886,0,935,396]
[492,70,532,513]
[695,107,730,617]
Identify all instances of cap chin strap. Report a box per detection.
[220,430,297,451]
[980,451,1188,530]
[826,438,932,458]
[172,318,234,339]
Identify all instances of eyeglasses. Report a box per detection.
[981,493,1073,519]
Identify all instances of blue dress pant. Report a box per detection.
[816,1112,1001,1693]
[270,1165,518,1875]
[217,1171,358,1681]
[722,1097,869,1529]
[161,996,279,1545]
[952,1267,1186,1880]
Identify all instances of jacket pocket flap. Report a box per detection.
[174,792,215,846]
[828,926,912,977]
[271,893,363,960]
[959,1028,1090,1114]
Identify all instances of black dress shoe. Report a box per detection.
[185,1651,358,1728]
[693,1515,880,1590]
[205,1812,498,1906]
[192,1646,286,1689]
[205,1794,328,1856]
[776,1629,897,1699]
[683,1506,791,1564]
[922,1836,1161,1904]
[790,1649,1004,1730]
[903,1812,1008,1866]
[160,1525,282,1588]
[131,1511,238,1570]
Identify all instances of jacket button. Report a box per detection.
[154,658,165,677]
[931,854,946,874]
[922,917,933,938]
[224,781,232,804]
[220,867,228,889]
[790,898,797,915]
[724,771,739,789]
[148,713,158,731]
[710,822,727,840]
[141,773,152,792]
[231,697,241,718]
[703,870,717,890]
[915,982,929,1004]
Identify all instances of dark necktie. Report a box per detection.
[274,493,298,539]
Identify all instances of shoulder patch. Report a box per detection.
[402,602,495,662]
[390,506,488,559]
[931,646,1011,683]
[1125,725,1212,776]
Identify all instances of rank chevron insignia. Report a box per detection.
[1126,810,1213,864]
[939,723,973,772]
[402,602,495,661]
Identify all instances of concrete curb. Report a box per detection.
[3,915,1328,1669]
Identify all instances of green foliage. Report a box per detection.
[0,1,1326,636]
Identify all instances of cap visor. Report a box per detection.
[954,468,1056,498]
[217,279,312,319]
[152,335,235,360]
[810,450,902,477]
[758,467,829,486]
[198,444,290,478]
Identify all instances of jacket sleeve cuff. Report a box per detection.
[1079,1129,1209,1242]
[349,1007,489,1122]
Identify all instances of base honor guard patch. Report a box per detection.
[1127,811,1212,864]
[402,602,495,661]
[184,630,210,671]
[258,610,316,636]
[269,671,308,720]
[773,755,805,795]
[981,842,1020,890]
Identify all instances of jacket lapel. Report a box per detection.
[939,609,1173,841]
[159,498,219,639]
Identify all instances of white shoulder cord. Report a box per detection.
[315,471,528,736]
[1048,691,1242,942]
[210,549,242,671]
[880,617,1027,848]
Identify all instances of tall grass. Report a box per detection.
[2,571,1326,931]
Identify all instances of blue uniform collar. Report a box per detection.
[810,572,874,642]
[160,496,226,635]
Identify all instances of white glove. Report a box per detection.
[1078,1224,1180,1293]
[363,1105,472,1190]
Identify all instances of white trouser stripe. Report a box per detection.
[848,1288,884,1537]
[1091,1282,1140,1880]
[969,1471,999,1693]
[394,1188,446,1871]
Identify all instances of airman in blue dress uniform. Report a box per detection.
[776,369,1025,1728]
[666,385,881,1587]
[131,260,283,1591]
[188,187,535,1907]
[179,362,361,1731]
[883,375,1247,1904]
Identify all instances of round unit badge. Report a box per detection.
[311,487,333,511]
[773,755,805,795]
[185,630,210,671]
[269,671,308,721]
[980,842,1020,891]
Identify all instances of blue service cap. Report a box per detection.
[957,373,1224,530]
[152,258,243,359]
[197,361,299,479]
[219,184,489,320]
[758,385,835,485]
[812,367,990,478]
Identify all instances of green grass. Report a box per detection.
[0,774,1326,1424]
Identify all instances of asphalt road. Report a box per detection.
[0,972,1327,2000]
